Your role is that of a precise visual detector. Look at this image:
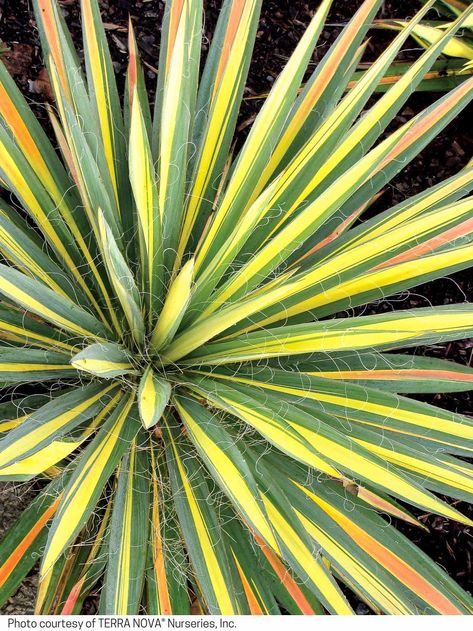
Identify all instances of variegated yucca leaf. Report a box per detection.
[0,0,473,615]
[377,0,473,72]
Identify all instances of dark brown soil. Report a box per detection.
[0,0,472,614]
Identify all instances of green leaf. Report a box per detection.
[151,259,194,352]
[145,444,190,615]
[163,415,239,614]
[41,393,140,576]
[0,347,76,383]
[80,0,131,235]
[71,342,137,378]
[0,263,113,341]
[292,351,473,393]
[0,473,68,608]
[0,382,118,472]
[129,87,163,318]
[155,0,202,273]
[97,211,145,345]
[101,436,151,614]
[186,305,473,365]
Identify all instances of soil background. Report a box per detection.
[0,0,472,615]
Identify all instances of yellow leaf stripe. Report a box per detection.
[0,317,74,354]
[0,384,116,470]
[129,90,160,312]
[166,275,329,362]
[0,268,107,341]
[190,178,283,316]
[261,495,353,615]
[291,242,473,319]
[204,154,473,330]
[164,0,186,76]
[210,0,247,102]
[0,81,73,232]
[0,221,67,300]
[113,441,136,613]
[389,21,473,60]
[138,369,159,430]
[195,10,473,317]
[41,391,134,576]
[358,440,473,495]
[137,368,171,430]
[0,136,112,328]
[81,0,120,208]
[166,427,236,614]
[0,440,81,477]
[270,198,473,327]
[175,398,279,551]
[72,359,134,377]
[0,414,28,434]
[158,3,188,221]
[298,487,465,614]
[191,309,473,365]
[206,369,473,450]
[0,362,71,373]
[177,0,260,260]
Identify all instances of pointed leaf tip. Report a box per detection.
[71,342,137,378]
[138,366,172,430]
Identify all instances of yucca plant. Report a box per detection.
[1,0,473,616]
[378,0,473,71]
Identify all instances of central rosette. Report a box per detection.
[70,254,196,430]
[71,341,172,430]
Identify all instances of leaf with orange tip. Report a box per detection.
[80,0,130,231]
[355,486,427,530]
[153,0,202,272]
[299,487,472,614]
[0,475,67,608]
[125,19,151,140]
[261,453,473,614]
[59,505,112,615]
[36,506,112,615]
[252,533,322,615]
[295,351,473,394]
[145,445,191,615]
[175,0,262,261]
